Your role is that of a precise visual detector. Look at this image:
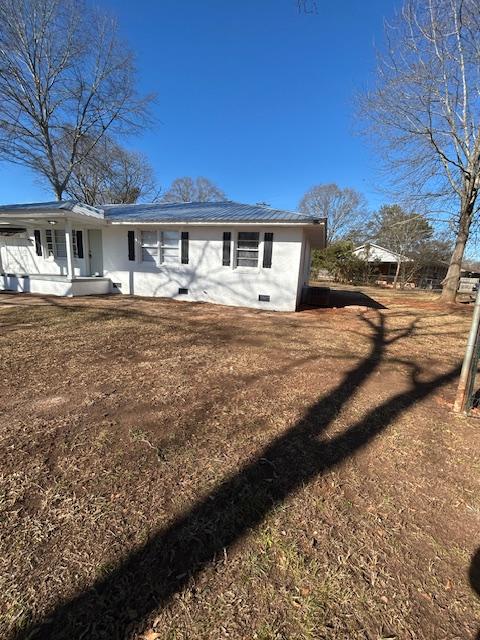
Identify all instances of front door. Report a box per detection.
[88,229,103,276]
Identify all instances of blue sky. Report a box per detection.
[0,0,399,211]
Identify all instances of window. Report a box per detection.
[162,231,180,264]
[236,231,259,268]
[55,230,67,258]
[45,229,54,257]
[45,228,82,258]
[141,230,180,264]
[141,230,158,263]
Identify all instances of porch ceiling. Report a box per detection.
[0,212,105,228]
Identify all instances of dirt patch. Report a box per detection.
[0,290,479,640]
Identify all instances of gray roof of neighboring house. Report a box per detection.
[101,201,319,223]
[0,200,323,224]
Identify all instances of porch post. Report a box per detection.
[64,220,75,280]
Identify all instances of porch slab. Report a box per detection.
[0,274,111,297]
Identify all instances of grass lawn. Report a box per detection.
[1,289,479,639]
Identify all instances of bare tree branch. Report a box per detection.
[161,177,226,203]
[64,136,159,205]
[298,183,369,242]
[0,0,154,200]
[358,0,480,301]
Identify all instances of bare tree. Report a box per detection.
[0,0,153,200]
[161,177,226,203]
[359,0,480,302]
[298,183,368,242]
[65,137,158,205]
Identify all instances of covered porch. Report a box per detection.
[0,201,111,296]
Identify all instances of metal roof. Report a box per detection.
[0,200,78,212]
[0,200,104,219]
[0,200,324,224]
[101,201,320,223]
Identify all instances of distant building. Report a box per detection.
[353,242,448,289]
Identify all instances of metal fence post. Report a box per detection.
[454,288,480,413]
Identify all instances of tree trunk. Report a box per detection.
[393,260,401,289]
[441,194,476,303]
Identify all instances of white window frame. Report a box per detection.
[140,229,180,265]
[234,230,261,269]
[44,228,81,259]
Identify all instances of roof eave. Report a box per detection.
[107,219,325,226]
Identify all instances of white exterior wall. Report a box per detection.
[103,225,304,311]
[0,275,111,296]
[0,227,88,276]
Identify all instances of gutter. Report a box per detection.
[106,219,326,227]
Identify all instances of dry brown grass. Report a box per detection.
[0,290,479,640]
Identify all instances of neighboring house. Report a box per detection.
[353,243,411,286]
[353,242,448,289]
[458,261,480,294]
[0,200,326,311]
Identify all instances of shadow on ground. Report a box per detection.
[13,311,458,640]
[328,288,387,309]
[300,287,387,310]
[469,547,480,639]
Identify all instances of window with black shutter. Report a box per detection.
[128,230,135,261]
[181,231,189,264]
[222,231,231,266]
[33,230,42,256]
[263,232,273,268]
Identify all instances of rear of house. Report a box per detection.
[0,200,326,311]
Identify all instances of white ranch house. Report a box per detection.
[0,200,326,311]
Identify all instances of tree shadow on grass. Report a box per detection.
[469,547,480,639]
[14,312,460,640]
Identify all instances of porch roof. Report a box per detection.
[0,200,105,227]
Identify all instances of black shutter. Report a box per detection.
[33,229,42,256]
[263,232,273,268]
[181,231,189,264]
[128,230,135,261]
[76,230,84,258]
[222,231,231,266]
